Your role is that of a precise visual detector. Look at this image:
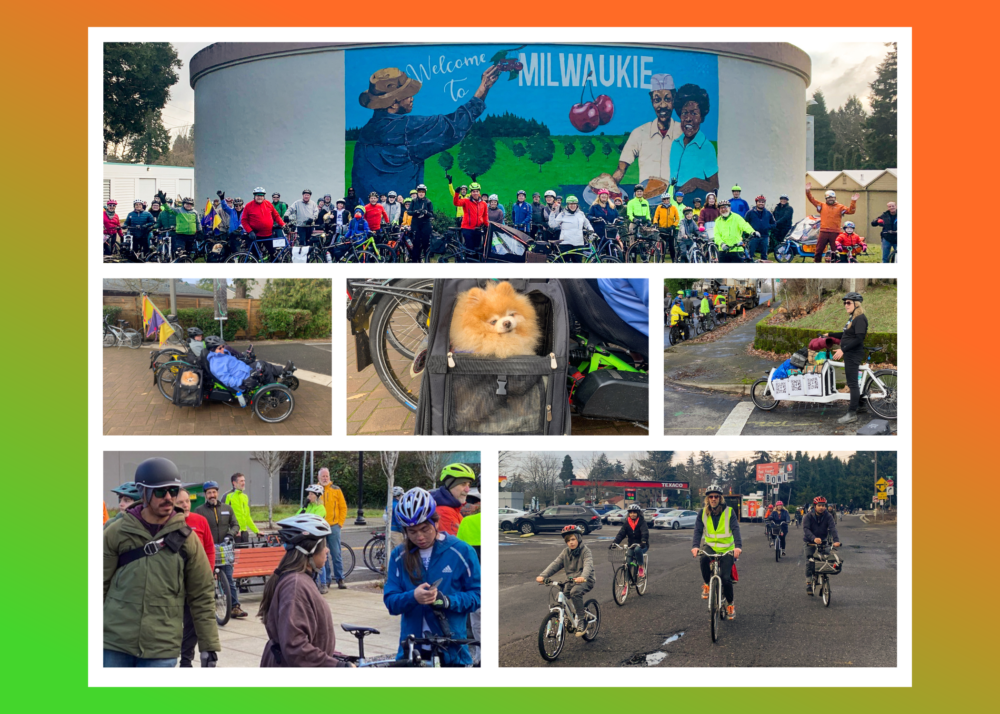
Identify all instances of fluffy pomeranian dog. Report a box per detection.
[450,281,541,358]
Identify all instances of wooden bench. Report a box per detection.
[232,546,285,586]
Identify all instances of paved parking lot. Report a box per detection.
[103,343,331,435]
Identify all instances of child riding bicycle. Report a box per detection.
[537,525,595,636]
[610,504,649,578]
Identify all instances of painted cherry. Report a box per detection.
[595,94,615,125]
[568,72,607,133]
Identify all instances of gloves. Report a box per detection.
[608,543,615,550]
[670,177,678,186]
[200,651,218,668]
[431,593,451,610]
[217,190,225,199]
[445,174,453,184]
[753,231,761,238]
[156,190,167,203]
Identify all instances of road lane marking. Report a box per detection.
[717,401,755,435]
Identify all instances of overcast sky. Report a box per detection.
[163,42,889,138]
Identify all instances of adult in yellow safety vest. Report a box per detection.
[713,200,757,263]
[690,484,742,620]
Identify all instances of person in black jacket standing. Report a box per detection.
[611,504,649,578]
[406,183,434,262]
[802,496,841,595]
[770,194,794,258]
[194,480,245,619]
[826,292,869,424]
[871,201,898,262]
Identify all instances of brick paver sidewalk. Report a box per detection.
[104,346,331,436]
[345,323,646,436]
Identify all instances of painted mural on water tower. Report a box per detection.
[344,44,719,209]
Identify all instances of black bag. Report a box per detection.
[414,279,571,435]
[173,365,204,407]
[790,348,809,369]
[428,233,448,256]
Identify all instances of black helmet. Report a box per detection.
[187,326,203,338]
[842,292,863,303]
[634,183,644,191]
[134,457,184,490]
[205,335,224,350]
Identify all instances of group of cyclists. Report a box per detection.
[667,287,730,341]
[103,457,481,668]
[539,489,843,628]
[102,179,895,265]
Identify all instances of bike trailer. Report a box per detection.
[413,279,572,435]
[811,550,843,575]
[173,364,204,408]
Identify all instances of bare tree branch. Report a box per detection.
[251,451,290,529]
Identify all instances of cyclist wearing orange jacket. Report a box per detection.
[805,182,858,263]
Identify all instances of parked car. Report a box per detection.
[643,507,674,523]
[514,505,604,535]
[653,509,699,530]
[602,508,627,525]
[499,507,527,531]
[590,504,617,517]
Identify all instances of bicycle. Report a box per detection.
[609,543,647,606]
[624,222,666,263]
[697,549,732,643]
[808,540,842,607]
[213,538,235,626]
[537,578,601,661]
[363,530,387,574]
[765,521,785,561]
[537,230,623,264]
[103,315,141,349]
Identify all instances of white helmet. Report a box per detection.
[394,487,437,527]
[825,190,836,198]
[544,190,557,198]
[392,486,405,497]
[276,514,331,555]
[488,194,499,202]
[387,191,397,198]
[305,484,324,497]
[253,187,266,195]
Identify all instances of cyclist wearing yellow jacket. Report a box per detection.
[712,200,757,263]
[225,473,258,543]
[446,176,467,227]
[318,467,349,590]
[626,184,651,233]
[669,299,688,326]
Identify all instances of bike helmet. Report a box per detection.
[825,190,836,198]
[276,513,331,555]
[627,503,642,513]
[354,206,365,216]
[202,481,220,491]
[775,501,784,506]
[181,197,194,205]
[302,189,312,195]
[731,185,742,192]
[705,484,723,496]
[459,185,468,191]
[387,191,397,198]
[813,496,827,504]
[253,187,266,195]
[469,182,482,191]
[533,191,541,198]
[440,462,476,490]
[403,197,412,204]
[683,206,693,213]
[677,291,684,296]
[488,194,499,202]
[111,482,143,500]
[565,195,578,204]
[392,486,405,498]
[843,221,855,230]
[106,199,118,206]
[410,189,418,196]
[205,335,225,350]
[517,189,526,196]
[779,194,789,200]
[717,200,731,207]
[133,199,143,206]
[394,487,437,527]
[336,199,346,206]
[561,525,582,538]
[660,195,671,203]
[134,457,184,491]
[187,326,203,338]
[596,188,609,196]
[675,191,684,199]
[234,198,244,206]
[755,195,766,202]
[634,183,644,191]
[842,292,863,303]
[271,192,280,198]
[466,487,482,504]
[544,190,556,198]
[305,484,324,497]
[416,184,427,191]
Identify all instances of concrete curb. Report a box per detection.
[295,368,332,388]
[665,378,753,396]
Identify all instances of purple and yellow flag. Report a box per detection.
[141,294,175,347]
[203,199,222,232]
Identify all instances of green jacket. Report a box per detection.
[225,488,259,534]
[700,297,711,314]
[273,201,288,219]
[156,207,176,231]
[103,511,221,659]
[456,512,481,547]
[713,212,754,249]
[626,197,651,222]
[160,203,201,235]
[298,502,326,518]
[103,511,124,530]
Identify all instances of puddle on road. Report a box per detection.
[621,632,686,667]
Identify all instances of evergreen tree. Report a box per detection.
[636,452,675,481]
[558,454,575,486]
[527,133,555,173]
[830,95,868,169]
[563,141,576,158]
[511,142,526,161]
[458,122,496,182]
[865,43,897,169]
[125,109,172,164]
[808,90,835,170]
[437,152,454,173]
[613,460,626,477]
[580,138,595,162]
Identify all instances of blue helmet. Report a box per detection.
[394,488,437,527]
[111,482,143,500]
[203,481,220,491]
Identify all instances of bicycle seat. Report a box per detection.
[341,624,381,636]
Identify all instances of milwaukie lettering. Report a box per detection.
[520,52,654,89]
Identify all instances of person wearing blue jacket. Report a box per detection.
[383,488,481,667]
[345,207,369,244]
[511,190,532,233]
[215,191,244,255]
[728,185,750,217]
[588,189,620,242]
[744,195,776,261]
[597,278,650,337]
[205,339,283,391]
[124,199,155,252]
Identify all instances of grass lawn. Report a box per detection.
[782,284,897,333]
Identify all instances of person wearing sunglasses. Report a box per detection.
[103,458,221,668]
[690,484,742,621]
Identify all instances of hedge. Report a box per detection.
[754,324,897,364]
[174,307,248,341]
[102,305,123,326]
[258,308,313,339]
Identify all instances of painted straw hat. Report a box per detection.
[359,68,422,109]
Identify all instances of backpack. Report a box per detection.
[173,365,204,407]
[413,279,572,435]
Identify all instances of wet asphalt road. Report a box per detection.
[664,383,898,436]
[227,341,332,376]
[498,517,896,667]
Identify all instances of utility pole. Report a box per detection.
[168,278,177,318]
[355,451,367,525]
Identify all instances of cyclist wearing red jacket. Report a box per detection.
[453,181,489,252]
[239,187,285,259]
[363,192,390,231]
[834,222,867,262]
[103,200,123,254]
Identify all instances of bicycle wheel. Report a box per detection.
[585,252,621,264]
[214,573,232,627]
[370,538,387,573]
[538,612,565,661]
[775,241,795,263]
[155,362,184,401]
[103,332,115,348]
[252,384,295,423]
[357,250,383,264]
[582,599,601,641]
[171,254,193,263]
[123,329,142,349]
[612,567,629,606]
[341,543,356,578]
[776,536,781,562]
[625,241,653,264]
[225,252,258,263]
[750,378,778,411]
[369,278,433,412]
[372,244,397,263]
[864,369,898,419]
[636,557,647,595]
[821,578,831,607]
[710,579,721,643]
